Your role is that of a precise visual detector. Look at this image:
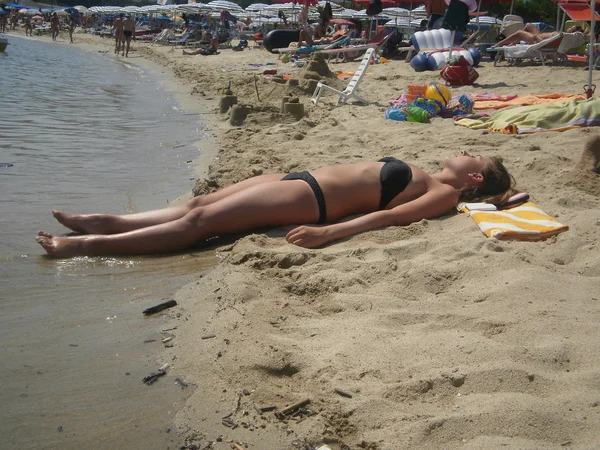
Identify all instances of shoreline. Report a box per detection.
[1,33,222,450]
[9,27,600,449]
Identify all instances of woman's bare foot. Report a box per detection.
[52,210,111,234]
[578,135,600,174]
[36,231,84,258]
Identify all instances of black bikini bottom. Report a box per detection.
[281,171,327,224]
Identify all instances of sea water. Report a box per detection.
[0,37,216,449]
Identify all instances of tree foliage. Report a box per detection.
[484,0,558,25]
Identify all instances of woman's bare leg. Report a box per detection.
[38,179,319,258]
[495,30,535,47]
[523,23,542,34]
[53,173,285,235]
[298,30,314,47]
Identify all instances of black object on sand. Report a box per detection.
[143,299,177,315]
[142,369,166,385]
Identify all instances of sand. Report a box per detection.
[20,29,600,449]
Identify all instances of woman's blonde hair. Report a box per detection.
[458,156,518,206]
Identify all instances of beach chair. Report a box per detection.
[150,29,175,45]
[311,48,374,106]
[557,0,600,30]
[492,32,564,66]
[315,29,396,63]
[217,29,232,48]
[556,31,588,60]
[252,32,264,49]
[168,30,194,46]
[584,42,600,69]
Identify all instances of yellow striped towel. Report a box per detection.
[461,202,569,241]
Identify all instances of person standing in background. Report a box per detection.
[425,0,447,30]
[50,12,59,41]
[122,15,135,57]
[68,15,76,43]
[10,11,18,30]
[24,15,33,36]
[112,14,124,55]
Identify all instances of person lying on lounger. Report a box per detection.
[297,17,331,47]
[182,32,219,56]
[493,23,582,47]
[297,2,340,48]
[37,151,518,258]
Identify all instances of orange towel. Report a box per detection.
[335,71,372,79]
[474,93,586,110]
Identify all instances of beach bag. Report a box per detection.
[367,0,383,17]
[440,55,479,85]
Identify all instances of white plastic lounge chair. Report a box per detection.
[150,29,175,46]
[492,32,564,66]
[168,30,194,46]
[311,48,374,106]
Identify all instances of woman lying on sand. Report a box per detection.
[37,151,520,258]
[37,136,600,259]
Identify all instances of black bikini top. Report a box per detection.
[378,157,413,210]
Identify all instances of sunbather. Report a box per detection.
[297,1,338,48]
[201,28,213,43]
[298,17,330,47]
[182,37,219,56]
[494,24,581,47]
[37,152,517,257]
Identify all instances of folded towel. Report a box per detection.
[461,202,569,241]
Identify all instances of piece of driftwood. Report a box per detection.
[274,398,311,419]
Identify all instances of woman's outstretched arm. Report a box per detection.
[286,185,458,248]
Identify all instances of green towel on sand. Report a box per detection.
[455,98,600,134]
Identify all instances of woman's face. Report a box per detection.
[443,150,492,175]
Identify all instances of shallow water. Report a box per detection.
[0,37,216,449]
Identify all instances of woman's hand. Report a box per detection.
[286,225,332,248]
